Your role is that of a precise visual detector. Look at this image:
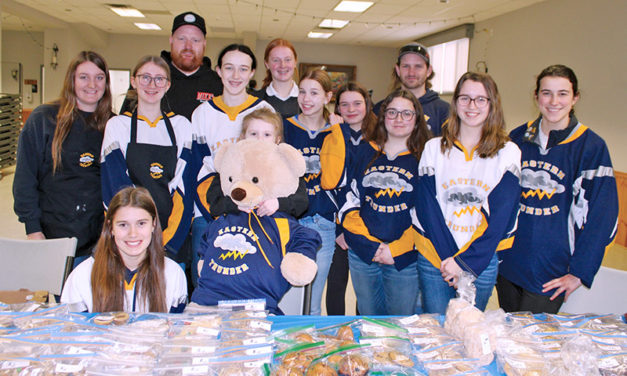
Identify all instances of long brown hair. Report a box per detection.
[262,39,298,89]
[370,88,431,164]
[334,82,377,142]
[299,67,332,122]
[441,71,508,158]
[53,51,112,172]
[91,187,167,313]
[125,55,171,113]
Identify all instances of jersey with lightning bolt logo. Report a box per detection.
[499,116,618,297]
[412,137,522,277]
[338,141,420,270]
[192,212,321,315]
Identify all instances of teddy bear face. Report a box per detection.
[214,139,305,210]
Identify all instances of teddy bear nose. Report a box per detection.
[231,187,246,201]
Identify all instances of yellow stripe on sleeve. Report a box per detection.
[388,227,417,257]
[197,175,215,214]
[413,231,442,269]
[274,218,291,257]
[320,124,346,190]
[162,190,184,246]
[342,211,382,244]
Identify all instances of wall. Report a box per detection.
[468,0,627,171]
[1,30,44,108]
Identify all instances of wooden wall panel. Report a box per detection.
[615,171,627,247]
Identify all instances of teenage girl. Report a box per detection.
[413,72,521,314]
[325,82,377,315]
[101,56,193,260]
[61,187,187,313]
[283,68,346,315]
[13,51,112,263]
[206,108,308,219]
[190,44,273,286]
[338,88,430,315]
[498,65,618,314]
[256,39,300,119]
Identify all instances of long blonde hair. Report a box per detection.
[53,51,112,172]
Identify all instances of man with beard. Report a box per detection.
[121,11,222,120]
[373,43,449,136]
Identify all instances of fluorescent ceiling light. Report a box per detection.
[110,6,145,17]
[308,31,333,39]
[333,1,373,13]
[134,23,161,30]
[319,19,349,28]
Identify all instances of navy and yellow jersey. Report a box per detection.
[191,95,274,219]
[283,116,346,221]
[412,137,521,277]
[499,116,618,295]
[320,123,370,236]
[191,211,321,314]
[100,112,194,250]
[61,257,188,313]
[337,141,419,270]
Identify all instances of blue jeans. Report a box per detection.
[348,249,419,316]
[191,216,210,288]
[417,252,498,314]
[299,214,336,315]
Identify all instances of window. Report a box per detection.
[428,37,469,94]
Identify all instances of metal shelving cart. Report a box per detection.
[0,94,22,180]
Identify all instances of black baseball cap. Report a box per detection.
[172,11,206,35]
[397,42,430,65]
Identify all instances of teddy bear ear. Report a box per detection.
[277,143,306,177]
[213,142,234,173]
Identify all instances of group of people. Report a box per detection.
[12,10,618,316]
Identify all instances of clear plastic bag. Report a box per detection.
[559,334,600,376]
[356,318,408,338]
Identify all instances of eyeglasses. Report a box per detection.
[457,95,490,108]
[385,108,416,121]
[136,74,169,88]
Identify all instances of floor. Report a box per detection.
[1,165,624,314]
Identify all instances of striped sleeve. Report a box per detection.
[569,136,618,288]
[101,117,134,210]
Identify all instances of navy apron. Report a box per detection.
[126,111,177,229]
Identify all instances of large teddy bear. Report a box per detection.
[191,139,320,314]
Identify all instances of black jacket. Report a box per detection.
[121,51,223,120]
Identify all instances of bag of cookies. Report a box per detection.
[414,341,465,363]
[270,341,330,375]
[84,356,155,375]
[359,337,417,374]
[597,352,627,376]
[356,318,408,338]
[421,358,488,376]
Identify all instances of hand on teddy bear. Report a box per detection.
[255,198,280,217]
